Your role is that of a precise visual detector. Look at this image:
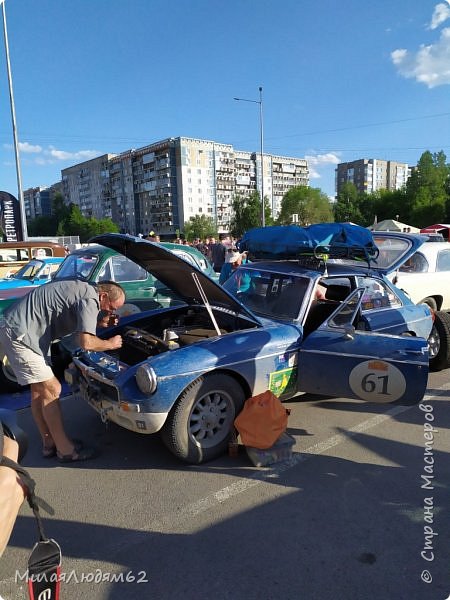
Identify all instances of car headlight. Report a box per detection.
[135,365,157,395]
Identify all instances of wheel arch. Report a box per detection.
[419,295,442,311]
[169,367,251,414]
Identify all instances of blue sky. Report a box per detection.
[1,0,449,201]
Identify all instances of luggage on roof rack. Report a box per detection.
[237,223,379,262]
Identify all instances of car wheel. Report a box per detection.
[421,297,438,311]
[0,349,26,393]
[161,373,245,464]
[429,311,450,371]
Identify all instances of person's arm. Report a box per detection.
[77,332,122,352]
[0,438,26,557]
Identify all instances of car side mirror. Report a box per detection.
[343,324,355,340]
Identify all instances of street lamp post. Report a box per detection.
[1,0,28,240]
[234,86,265,227]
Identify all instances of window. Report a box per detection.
[357,277,401,311]
[400,253,429,273]
[110,256,147,282]
[436,250,450,271]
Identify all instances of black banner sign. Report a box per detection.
[0,191,24,242]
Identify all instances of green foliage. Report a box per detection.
[229,192,272,238]
[333,183,361,223]
[27,195,119,242]
[277,186,333,226]
[183,215,217,241]
[334,151,450,229]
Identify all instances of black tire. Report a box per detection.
[421,297,438,311]
[161,373,245,464]
[429,311,450,371]
[0,350,26,393]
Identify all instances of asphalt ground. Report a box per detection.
[0,374,449,600]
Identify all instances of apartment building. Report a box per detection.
[57,137,309,236]
[24,183,64,220]
[61,154,116,219]
[336,159,409,196]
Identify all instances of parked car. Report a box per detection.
[0,242,217,391]
[373,233,450,371]
[373,235,450,311]
[0,241,66,278]
[0,256,65,311]
[51,241,218,315]
[63,229,433,464]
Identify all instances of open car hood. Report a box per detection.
[90,234,260,322]
[370,232,426,274]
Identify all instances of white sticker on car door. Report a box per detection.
[349,360,406,402]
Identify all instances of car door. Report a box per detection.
[298,289,429,405]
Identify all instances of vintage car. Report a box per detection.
[0,257,65,313]
[0,242,217,391]
[51,241,218,314]
[0,241,66,278]
[63,227,433,464]
[372,232,450,371]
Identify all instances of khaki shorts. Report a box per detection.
[0,327,54,385]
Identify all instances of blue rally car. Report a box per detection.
[64,226,432,464]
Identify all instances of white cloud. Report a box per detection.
[305,152,340,179]
[429,2,450,29]
[19,142,42,153]
[46,146,99,162]
[391,27,450,87]
[4,142,100,164]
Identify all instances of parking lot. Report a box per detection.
[0,370,449,600]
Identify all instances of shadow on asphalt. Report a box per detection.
[0,391,448,599]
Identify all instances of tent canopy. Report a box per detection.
[420,223,450,233]
[370,219,420,233]
[420,224,450,240]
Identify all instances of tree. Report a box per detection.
[406,150,450,226]
[62,205,118,242]
[183,215,217,241]
[28,202,119,242]
[359,188,409,228]
[332,183,362,223]
[277,186,333,226]
[229,192,272,238]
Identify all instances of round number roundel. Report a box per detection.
[349,360,406,403]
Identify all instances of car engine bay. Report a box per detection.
[107,305,259,366]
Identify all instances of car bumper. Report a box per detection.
[65,361,168,434]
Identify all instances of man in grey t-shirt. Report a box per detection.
[0,279,125,462]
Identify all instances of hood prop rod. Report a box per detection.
[191,272,222,337]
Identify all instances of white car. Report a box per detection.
[373,233,450,371]
[388,240,450,311]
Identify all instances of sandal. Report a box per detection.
[57,446,97,463]
[43,438,83,459]
[42,445,57,459]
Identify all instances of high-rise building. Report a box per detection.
[23,185,63,220]
[61,154,116,218]
[336,159,410,196]
[58,137,309,236]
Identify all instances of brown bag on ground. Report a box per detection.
[234,390,288,449]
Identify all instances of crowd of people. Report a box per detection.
[144,233,248,284]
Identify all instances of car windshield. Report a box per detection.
[10,259,44,280]
[54,253,99,280]
[223,267,310,320]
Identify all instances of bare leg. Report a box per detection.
[31,378,74,456]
